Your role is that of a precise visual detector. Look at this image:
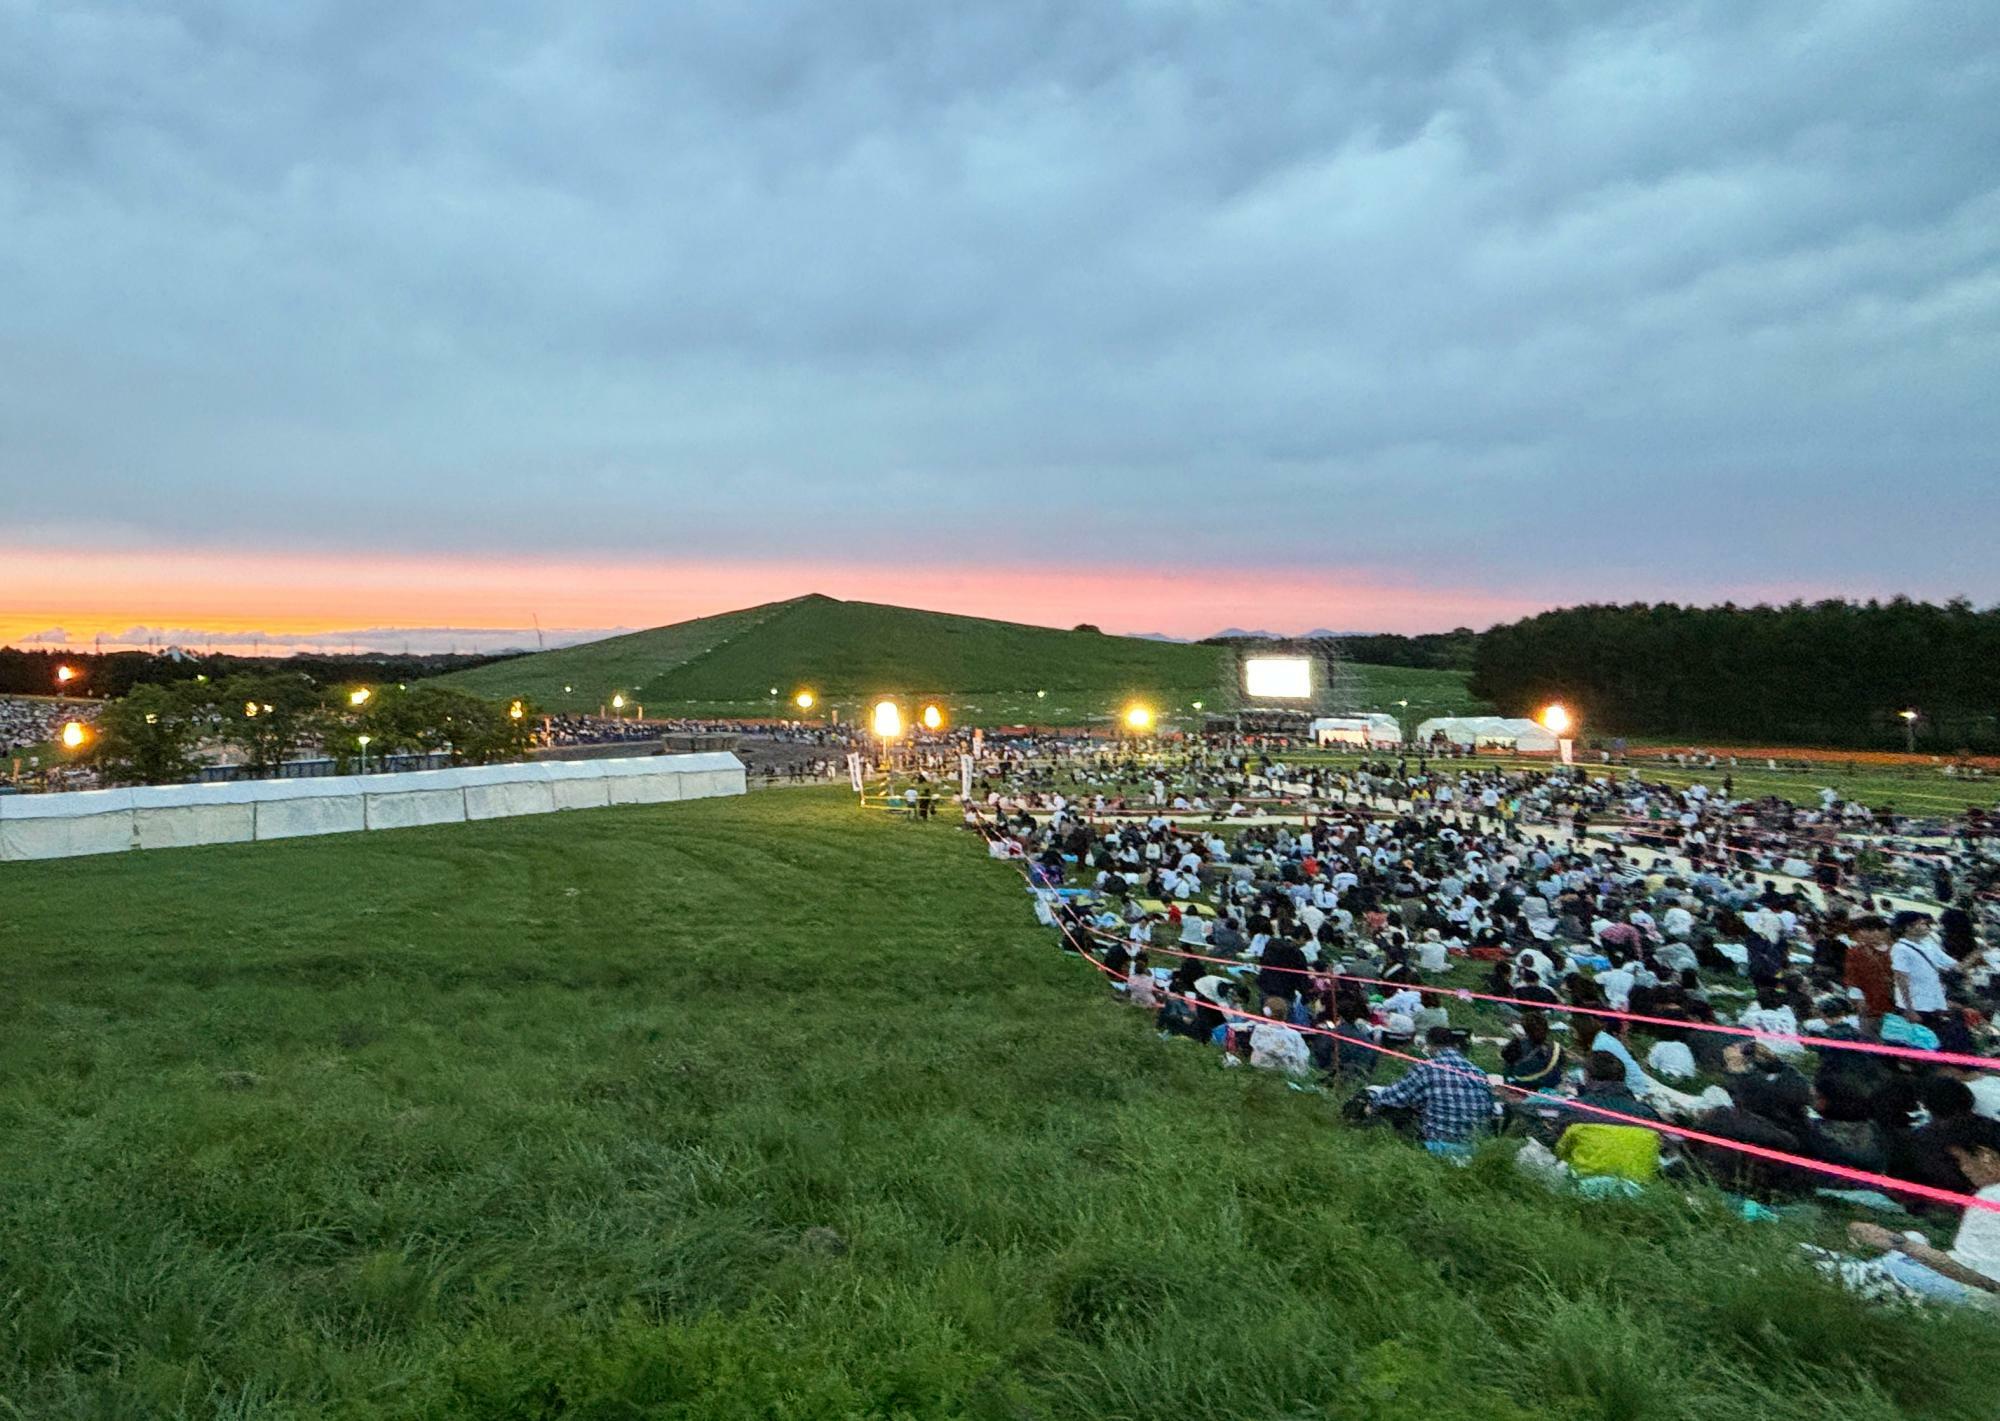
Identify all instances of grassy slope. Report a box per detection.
[426,598,800,712]
[3,792,1993,1419]
[641,596,1224,701]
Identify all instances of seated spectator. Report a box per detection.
[1248,995,1311,1076]
[1888,1076,1979,1202]
[1365,1026,1493,1155]
[1806,1071,1888,1173]
[1500,1012,1567,1093]
[1836,1115,2000,1306]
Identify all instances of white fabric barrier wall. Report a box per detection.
[0,752,745,862]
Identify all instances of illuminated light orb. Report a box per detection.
[872,700,904,739]
[1539,703,1573,736]
[920,703,945,732]
[60,720,87,749]
[1123,704,1155,732]
[794,691,815,710]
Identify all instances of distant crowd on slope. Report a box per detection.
[966,743,2000,1310]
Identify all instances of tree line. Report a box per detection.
[86,675,539,786]
[0,647,509,700]
[1468,598,2000,752]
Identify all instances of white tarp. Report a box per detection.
[0,751,747,861]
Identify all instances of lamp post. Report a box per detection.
[357,733,372,774]
[1900,708,1919,755]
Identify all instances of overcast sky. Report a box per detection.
[3,0,1997,644]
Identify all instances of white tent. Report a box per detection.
[1310,715,1403,748]
[1413,716,1559,752]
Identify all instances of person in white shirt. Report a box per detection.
[1248,996,1312,1076]
[1738,987,1805,1058]
[1890,912,1954,1018]
[1841,1115,2000,1306]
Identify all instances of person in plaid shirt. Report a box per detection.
[1367,1027,1495,1153]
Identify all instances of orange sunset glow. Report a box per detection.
[1,545,1547,651]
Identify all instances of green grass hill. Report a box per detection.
[429,598,800,711]
[4,789,1991,1416]
[432,594,1488,725]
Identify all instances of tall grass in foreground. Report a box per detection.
[1,789,1994,1418]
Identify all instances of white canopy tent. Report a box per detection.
[1412,716,1559,753]
[1310,714,1403,748]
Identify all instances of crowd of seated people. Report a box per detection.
[971,740,2000,1306]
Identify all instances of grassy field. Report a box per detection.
[4,791,1994,1418]
[622,662,1485,732]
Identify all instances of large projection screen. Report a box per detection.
[1242,655,1313,700]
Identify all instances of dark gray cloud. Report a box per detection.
[3,1,1996,601]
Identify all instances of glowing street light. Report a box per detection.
[1538,703,1573,737]
[611,693,626,712]
[794,690,816,711]
[920,703,945,732]
[1123,703,1155,733]
[59,720,88,749]
[872,700,904,740]
[348,688,372,706]
[55,664,77,685]
[1900,707,1919,754]
[357,733,372,773]
[509,700,525,720]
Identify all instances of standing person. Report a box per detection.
[1843,914,1896,1033]
[1890,910,1955,1029]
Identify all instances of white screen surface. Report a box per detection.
[1243,656,1312,700]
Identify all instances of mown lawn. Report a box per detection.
[2,789,1995,1418]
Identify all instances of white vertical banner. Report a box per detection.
[972,728,983,758]
[847,751,865,792]
[1558,737,1574,766]
[959,753,974,800]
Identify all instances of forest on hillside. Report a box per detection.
[1469,599,2000,752]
